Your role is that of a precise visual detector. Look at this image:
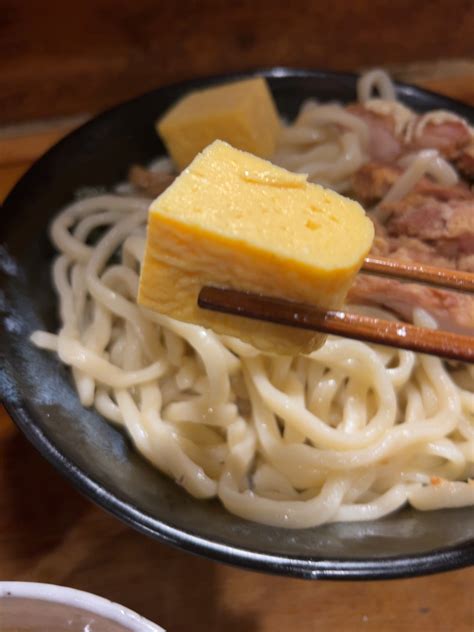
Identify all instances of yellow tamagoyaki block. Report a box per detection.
[156,77,281,170]
[138,140,374,355]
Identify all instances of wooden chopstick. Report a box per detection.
[198,286,474,363]
[362,255,474,293]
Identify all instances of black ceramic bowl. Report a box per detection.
[1,69,473,580]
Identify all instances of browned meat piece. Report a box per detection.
[348,102,471,165]
[410,119,472,159]
[345,106,473,333]
[128,165,175,197]
[382,194,474,259]
[351,220,474,334]
[459,254,474,272]
[352,162,471,207]
[455,140,474,181]
[349,275,474,335]
[383,235,455,269]
[346,104,403,162]
[413,179,472,202]
[351,163,401,205]
[372,221,456,270]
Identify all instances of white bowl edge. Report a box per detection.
[0,581,165,631]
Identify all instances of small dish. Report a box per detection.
[0,581,164,631]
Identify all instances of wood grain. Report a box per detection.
[1,1,474,124]
[1,75,473,631]
[0,116,87,166]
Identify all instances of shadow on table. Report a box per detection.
[0,420,91,566]
[1,425,260,631]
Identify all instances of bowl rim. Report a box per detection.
[2,67,474,580]
[0,581,163,630]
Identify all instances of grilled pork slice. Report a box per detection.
[351,162,472,207]
[372,232,455,269]
[351,163,401,205]
[383,194,474,262]
[456,140,474,181]
[349,274,474,335]
[128,165,175,197]
[351,215,474,334]
[410,117,472,159]
[348,102,472,163]
[346,104,403,162]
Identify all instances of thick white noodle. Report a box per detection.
[357,69,397,102]
[274,70,399,193]
[32,189,473,528]
[364,99,415,136]
[375,149,459,219]
[274,104,369,192]
[412,110,473,139]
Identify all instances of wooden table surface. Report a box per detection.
[1,75,473,632]
[3,1,474,125]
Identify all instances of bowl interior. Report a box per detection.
[1,597,135,631]
[0,582,162,631]
[1,69,473,579]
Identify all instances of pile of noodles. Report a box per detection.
[32,71,474,528]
